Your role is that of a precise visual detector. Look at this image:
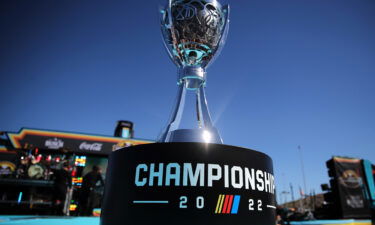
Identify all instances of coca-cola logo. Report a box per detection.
[79,142,103,151]
[45,138,64,149]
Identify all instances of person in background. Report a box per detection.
[276,206,288,225]
[276,214,285,225]
[52,162,72,215]
[79,165,104,216]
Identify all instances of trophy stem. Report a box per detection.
[158,79,223,144]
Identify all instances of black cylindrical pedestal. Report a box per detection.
[101,142,276,225]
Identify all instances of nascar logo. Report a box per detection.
[215,195,241,214]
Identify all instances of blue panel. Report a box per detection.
[230,195,241,214]
[363,160,375,207]
[0,216,100,225]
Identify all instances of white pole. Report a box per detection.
[298,145,307,211]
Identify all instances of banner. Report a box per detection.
[7,128,152,155]
[331,157,371,218]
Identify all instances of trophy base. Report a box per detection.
[100,142,276,225]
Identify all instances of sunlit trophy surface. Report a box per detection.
[159,0,229,143]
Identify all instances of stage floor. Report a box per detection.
[290,220,371,225]
[0,216,99,225]
[0,216,371,225]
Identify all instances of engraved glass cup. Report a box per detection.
[159,0,229,143]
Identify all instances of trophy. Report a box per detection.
[101,1,276,225]
[158,0,229,144]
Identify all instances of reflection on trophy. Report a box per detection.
[159,0,229,143]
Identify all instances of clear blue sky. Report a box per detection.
[1,0,374,203]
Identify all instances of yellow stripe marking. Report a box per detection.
[217,194,225,214]
[215,195,222,213]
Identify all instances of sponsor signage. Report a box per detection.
[79,142,103,151]
[7,128,152,155]
[329,157,371,218]
[101,143,276,225]
[45,138,64,149]
[0,151,18,176]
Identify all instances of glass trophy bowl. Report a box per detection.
[158,0,229,144]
